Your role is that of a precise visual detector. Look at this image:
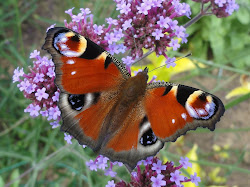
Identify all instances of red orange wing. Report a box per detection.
[42,27,130,150]
[144,82,225,142]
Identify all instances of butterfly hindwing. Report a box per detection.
[144,82,225,142]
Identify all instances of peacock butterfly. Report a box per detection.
[42,27,225,170]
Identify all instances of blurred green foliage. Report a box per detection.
[181,0,250,69]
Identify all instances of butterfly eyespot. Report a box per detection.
[70,35,80,42]
[68,94,85,111]
[67,93,101,112]
[139,128,158,146]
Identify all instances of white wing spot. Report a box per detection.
[198,109,206,115]
[186,104,199,118]
[71,71,76,75]
[67,60,75,64]
[172,119,175,124]
[205,103,211,111]
[60,37,67,42]
[60,44,68,49]
[181,113,187,120]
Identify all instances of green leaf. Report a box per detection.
[236,7,250,25]
[10,169,20,187]
[0,176,4,187]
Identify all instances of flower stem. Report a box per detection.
[184,4,212,28]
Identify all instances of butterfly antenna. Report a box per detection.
[148,53,192,73]
[131,30,143,69]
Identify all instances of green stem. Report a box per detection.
[184,4,212,28]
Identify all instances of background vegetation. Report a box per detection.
[0,0,249,186]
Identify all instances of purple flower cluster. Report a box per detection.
[192,0,239,18]
[108,156,201,187]
[115,0,191,66]
[13,50,61,129]
[86,155,123,177]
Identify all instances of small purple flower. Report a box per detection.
[122,56,134,66]
[152,0,163,7]
[80,8,91,15]
[104,32,116,44]
[25,104,41,117]
[151,174,166,187]
[152,29,164,40]
[190,172,201,186]
[181,33,189,44]
[13,67,24,83]
[112,161,123,167]
[64,133,72,144]
[168,20,178,30]
[179,157,192,169]
[40,110,48,117]
[50,121,60,128]
[96,155,109,170]
[169,39,180,51]
[35,87,49,101]
[122,19,132,30]
[25,83,36,94]
[52,91,59,102]
[170,170,185,185]
[65,7,75,16]
[225,0,239,15]
[72,13,83,23]
[117,1,131,14]
[152,160,167,174]
[157,16,171,29]
[86,159,98,171]
[175,26,186,38]
[105,167,117,177]
[93,24,104,35]
[108,43,120,55]
[113,28,124,40]
[47,67,55,78]
[137,3,150,15]
[214,0,226,7]
[34,73,44,83]
[106,180,115,187]
[144,156,154,165]
[165,57,176,68]
[131,171,137,178]
[47,106,61,121]
[30,50,40,59]
[106,17,118,25]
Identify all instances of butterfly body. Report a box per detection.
[43,27,225,170]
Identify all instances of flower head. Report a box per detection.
[115,157,199,186]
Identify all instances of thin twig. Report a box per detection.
[184,4,212,28]
[133,48,154,64]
